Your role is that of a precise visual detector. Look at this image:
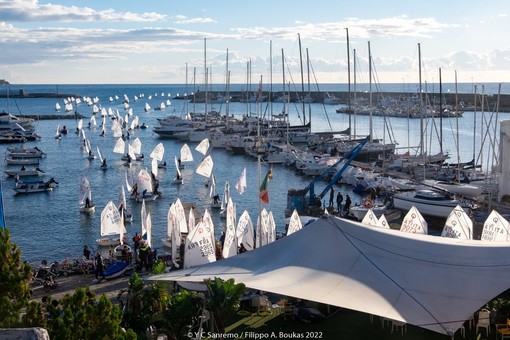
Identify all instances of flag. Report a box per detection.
[259,169,272,204]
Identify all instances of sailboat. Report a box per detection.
[219,181,231,218]
[174,156,183,184]
[209,174,221,208]
[179,143,193,168]
[97,146,107,170]
[118,185,133,223]
[96,201,127,247]
[134,168,160,202]
[79,177,95,213]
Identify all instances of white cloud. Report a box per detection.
[173,15,216,24]
[0,0,166,22]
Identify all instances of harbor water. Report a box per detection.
[1,84,508,265]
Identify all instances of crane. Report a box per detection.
[285,136,369,217]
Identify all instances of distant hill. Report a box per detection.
[0,79,9,85]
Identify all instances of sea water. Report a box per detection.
[1,84,508,264]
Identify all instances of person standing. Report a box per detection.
[83,245,90,260]
[95,252,106,282]
[344,195,352,215]
[336,192,343,213]
[138,242,148,272]
[329,188,335,207]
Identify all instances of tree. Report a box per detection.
[163,289,204,340]
[118,272,169,339]
[205,278,246,334]
[0,228,33,327]
[44,287,136,339]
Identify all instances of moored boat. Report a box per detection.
[392,189,471,219]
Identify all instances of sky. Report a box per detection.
[0,0,509,85]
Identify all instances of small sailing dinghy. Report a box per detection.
[79,177,95,213]
[96,201,127,247]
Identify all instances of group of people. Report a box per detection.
[328,188,351,215]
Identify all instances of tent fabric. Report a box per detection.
[149,216,510,335]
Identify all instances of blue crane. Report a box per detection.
[285,136,369,217]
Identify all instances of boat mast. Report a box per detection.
[455,70,460,182]
[269,41,273,118]
[204,38,208,123]
[298,33,306,126]
[472,84,477,170]
[353,48,357,138]
[185,63,189,116]
[368,41,373,144]
[346,28,352,140]
[418,43,424,157]
[306,48,311,128]
[439,68,443,155]
[281,49,288,144]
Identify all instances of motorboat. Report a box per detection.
[392,189,471,219]
[4,168,44,177]
[5,156,40,165]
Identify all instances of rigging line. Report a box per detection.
[308,61,333,131]
[325,218,447,333]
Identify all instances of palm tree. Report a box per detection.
[205,277,246,333]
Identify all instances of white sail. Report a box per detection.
[130,137,142,155]
[101,107,107,117]
[174,156,182,178]
[286,209,303,236]
[83,138,92,155]
[377,214,390,229]
[96,146,104,163]
[235,167,247,195]
[90,115,97,127]
[222,197,237,258]
[174,198,188,234]
[267,211,276,243]
[481,210,510,241]
[195,155,213,178]
[188,206,196,233]
[141,198,147,238]
[151,157,158,178]
[361,209,379,227]
[150,142,165,161]
[180,144,194,162]
[220,181,230,211]
[167,203,180,266]
[113,137,125,154]
[112,120,123,138]
[137,169,153,194]
[92,104,99,113]
[118,185,127,212]
[202,209,216,250]
[128,144,136,160]
[256,208,269,248]
[79,177,92,206]
[125,169,134,192]
[130,115,138,130]
[195,138,210,156]
[184,220,216,268]
[144,102,151,112]
[146,212,152,248]
[400,206,428,234]
[209,174,217,198]
[55,102,61,111]
[441,205,473,239]
[77,119,83,130]
[236,210,254,251]
[100,201,125,236]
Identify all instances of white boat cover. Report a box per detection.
[149,215,510,336]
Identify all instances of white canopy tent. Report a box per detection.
[149,216,510,336]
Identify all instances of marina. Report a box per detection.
[0,83,508,265]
